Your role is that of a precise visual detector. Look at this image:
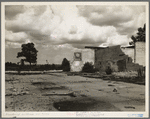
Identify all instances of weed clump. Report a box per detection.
[105,67,112,75]
[82,62,98,73]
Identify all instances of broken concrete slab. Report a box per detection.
[113,88,117,92]
[98,89,104,91]
[108,84,115,86]
[124,106,135,109]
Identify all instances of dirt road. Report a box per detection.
[5,72,145,111]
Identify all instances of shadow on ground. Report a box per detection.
[53,97,120,111]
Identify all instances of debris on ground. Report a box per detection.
[98,89,104,91]
[5,93,12,96]
[113,88,117,92]
[116,93,120,94]
[5,73,145,111]
[124,106,135,109]
[5,88,29,96]
[103,77,111,80]
[5,77,19,82]
[108,84,115,86]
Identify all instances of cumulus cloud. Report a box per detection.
[5,30,29,48]
[107,34,131,46]
[5,4,146,64]
[5,5,146,49]
[5,5,26,20]
[5,30,27,42]
[77,6,133,26]
[69,25,78,34]
[77,5,146,37]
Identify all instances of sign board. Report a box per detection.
[74,52,82,61]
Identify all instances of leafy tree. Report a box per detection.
[129,24,146,45]
[61,58,70,71]
[17,43,38,66]
[5,62,17,66]
[82,62,96,73]
[105,66,112,75]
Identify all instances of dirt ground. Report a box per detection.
[5,72,145,111]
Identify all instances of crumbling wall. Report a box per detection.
[95,45,128,72]
[70,49,94,72]
[135,42,145,66]
[82,49,95,64]
[70,61,83,72]
[117,59,126,71]
[70,43,145,72]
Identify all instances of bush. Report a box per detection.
[105,66,112,75]
[82,62,96,73]
[112,71,138,78]
[61,58,70,71]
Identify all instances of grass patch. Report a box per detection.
[112,71,138,78]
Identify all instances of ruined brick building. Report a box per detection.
[70,41,145,72]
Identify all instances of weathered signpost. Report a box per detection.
[70,52,83,72]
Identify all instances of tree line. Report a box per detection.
[5,63,62,71]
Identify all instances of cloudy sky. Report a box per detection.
[5,4,146,64]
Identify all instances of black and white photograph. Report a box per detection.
[1,2,149,118]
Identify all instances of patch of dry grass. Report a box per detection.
[112,71,138,78]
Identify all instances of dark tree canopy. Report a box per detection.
[52,64,56,70]
[61,58,70,71]
[82,62,95,73]
[17,43,38,65]
[130,24,145,45]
